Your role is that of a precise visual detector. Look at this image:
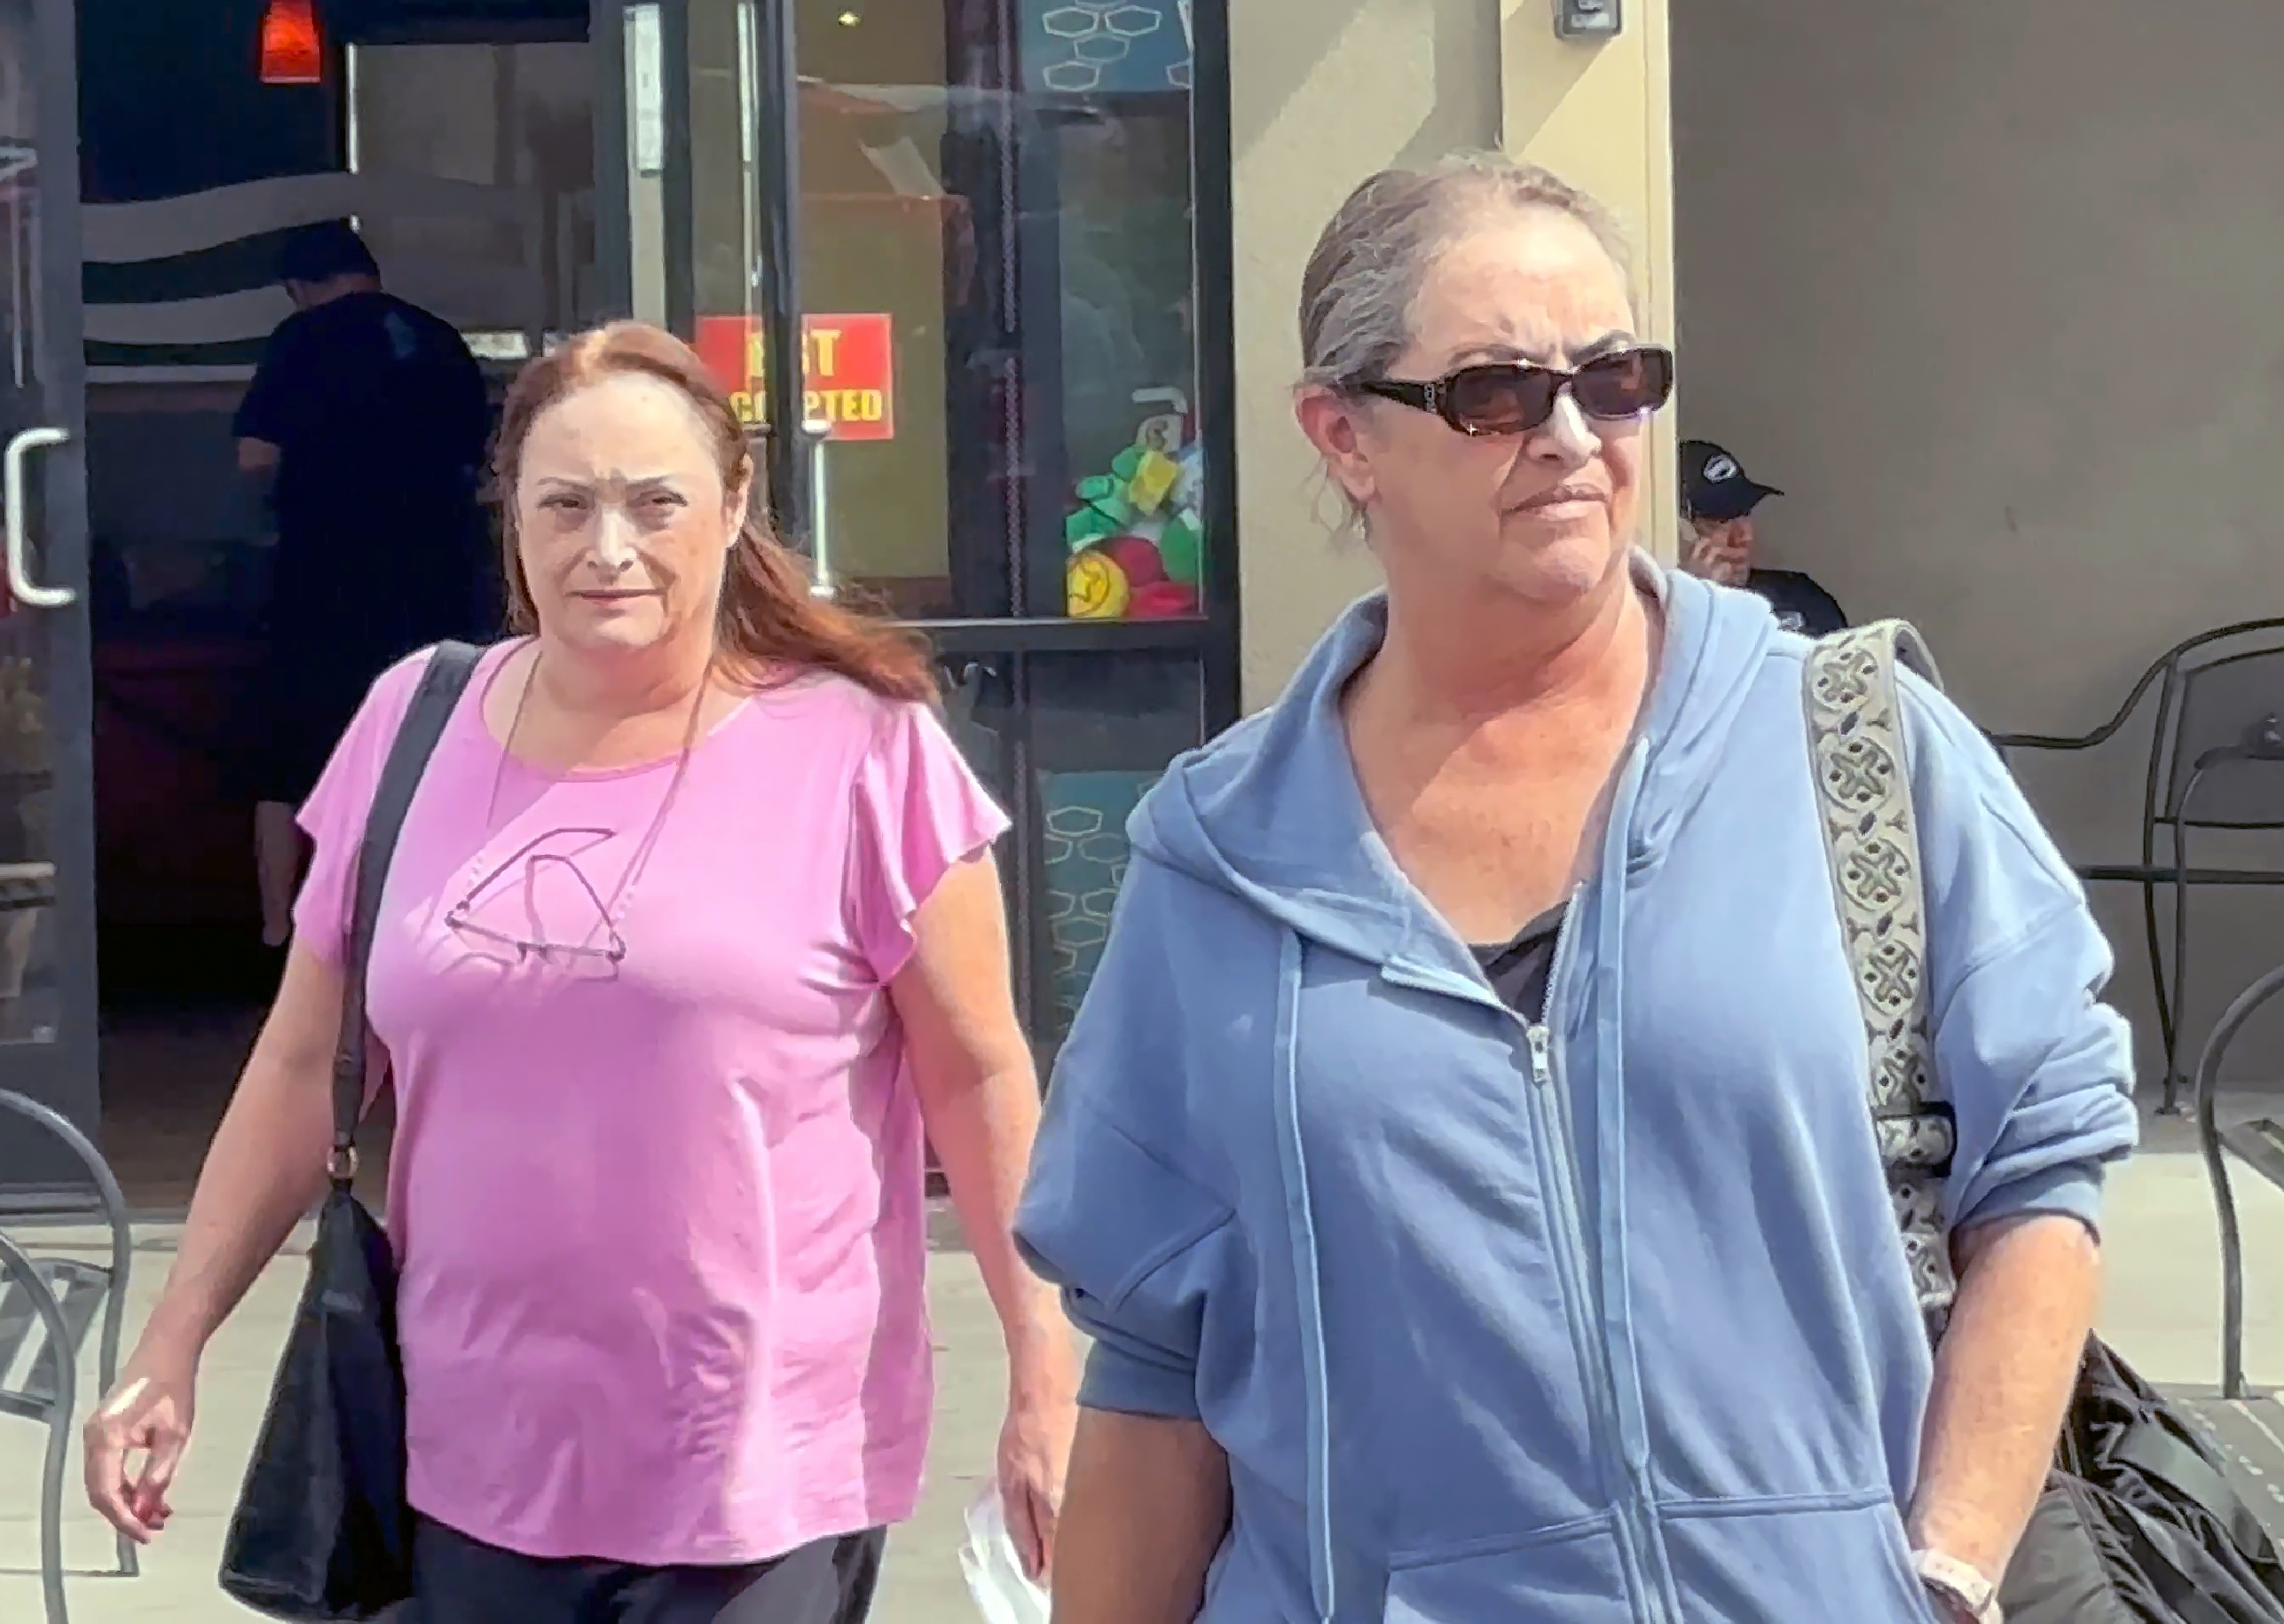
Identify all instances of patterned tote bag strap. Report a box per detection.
[1803,621,1960,1330]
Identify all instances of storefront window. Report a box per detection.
[681,0,1207,624]
[662,0,1230,1045]
[1025,648,1198,1032]
[938,647,1201,1042]
[349,37,601,353]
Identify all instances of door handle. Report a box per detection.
[5,426,73,609]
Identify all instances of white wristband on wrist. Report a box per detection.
[1912,1548,2002,1624]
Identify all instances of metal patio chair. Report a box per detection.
[0,1090,139,1624]
[2198,957,2284,1405]
[1992,618,2284,1114]
[2177,953,2284,1546]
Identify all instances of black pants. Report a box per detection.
[408,1514,885,1624]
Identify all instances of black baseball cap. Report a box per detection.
[1680,439,1782,523]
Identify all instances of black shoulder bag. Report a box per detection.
[1806,624,2284,1624]
[219,642,483,1621]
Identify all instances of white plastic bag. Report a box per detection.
[959,1482,1051,1624]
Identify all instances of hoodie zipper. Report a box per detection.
[1523,895,1670,1624]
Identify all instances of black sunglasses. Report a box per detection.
[1355,347,1675,437]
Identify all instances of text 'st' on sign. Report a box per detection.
[691,314,895,444]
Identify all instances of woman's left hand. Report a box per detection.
[998,1345,1080,1581]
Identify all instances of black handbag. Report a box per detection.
[1806,624,2284,1624]
[219,643,482,1621]
[2001,1339,2284,1624]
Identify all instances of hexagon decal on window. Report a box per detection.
[1040,6,1098,39]
[1105,5,1163,37]
[1041,59,1102,92]
[1058,914,1112,954]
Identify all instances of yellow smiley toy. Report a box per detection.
[1067,549,1132,620]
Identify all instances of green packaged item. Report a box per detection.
[1066,507,1120,548]
[1157,513,1203,585]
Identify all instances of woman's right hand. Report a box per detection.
[83,1336,200,1543]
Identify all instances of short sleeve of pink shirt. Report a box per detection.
[279,651,1016,1568]
[848,698,1011,983]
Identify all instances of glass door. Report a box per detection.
[646,0,1238,1058]
[0,0,98,1195]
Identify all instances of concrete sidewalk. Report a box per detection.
[5,1137,2281,1622]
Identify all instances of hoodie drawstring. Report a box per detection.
[1268,927,1337,1622]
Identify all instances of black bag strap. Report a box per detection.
[2113,1418,2281,1574]
[327,643,483,1185]
[2113,1498,2245,1624]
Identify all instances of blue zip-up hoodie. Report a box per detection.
[1016,566,2139,1624]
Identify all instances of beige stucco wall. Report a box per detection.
[1232,0,1677,708]
[1674,4,2284,1086]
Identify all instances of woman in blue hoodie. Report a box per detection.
[1015,155,2137,1624]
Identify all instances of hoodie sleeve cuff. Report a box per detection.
[1077,1329,1205,1420]
[1957,1158,2108,1242]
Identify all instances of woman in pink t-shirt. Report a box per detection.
[85,322,1079,1622]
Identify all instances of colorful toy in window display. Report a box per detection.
[1064,387,1207,620]
[1066,548,1130,619]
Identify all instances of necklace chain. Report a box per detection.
[463,643,710,956]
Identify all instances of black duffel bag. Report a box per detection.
[2002,1338,2284,1624]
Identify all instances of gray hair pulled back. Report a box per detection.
[1299,152,1635,395]
[1297,154,1635,541]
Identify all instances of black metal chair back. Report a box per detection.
[0,1091,140,1624]
[2156,640,2284,831]
[2195,959,2284,1401]
[1992,618,2284,1113]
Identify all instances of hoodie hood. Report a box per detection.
[1132,557,1779,968]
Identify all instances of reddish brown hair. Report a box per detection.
[490,321,936,704]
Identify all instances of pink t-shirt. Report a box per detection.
[293,643,1009,1566]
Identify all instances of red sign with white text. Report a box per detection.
[694,313,895,442]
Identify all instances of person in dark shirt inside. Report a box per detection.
[1678,438,1847,637]
[236,221,496,944]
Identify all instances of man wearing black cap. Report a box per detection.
[234,220,496,944]
[1678,439,1847,637]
